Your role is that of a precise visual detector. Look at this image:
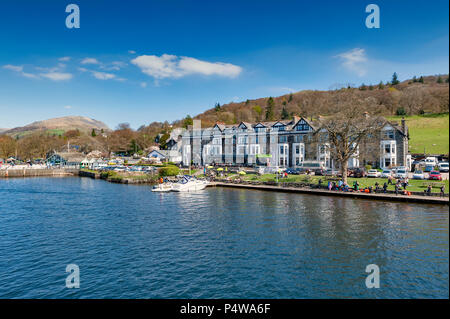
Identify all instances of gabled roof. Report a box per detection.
[293,117,318,130]
[384,120,408,136]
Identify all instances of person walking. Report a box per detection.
[440,185,445,197]
[395,183,399,195]
[383,182,388,193]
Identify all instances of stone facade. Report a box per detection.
[180,116,409,169]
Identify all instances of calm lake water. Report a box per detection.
[0,177,448,298]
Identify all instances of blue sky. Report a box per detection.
[0,0,448,129]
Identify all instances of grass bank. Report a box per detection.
[386,113,449,154]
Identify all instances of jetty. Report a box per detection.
[209,182,449,205]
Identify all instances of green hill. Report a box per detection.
[386,113,449,155]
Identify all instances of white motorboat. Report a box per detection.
[151,183,173,192]
[171,176,209,192]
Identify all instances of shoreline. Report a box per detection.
[1,168,448,205]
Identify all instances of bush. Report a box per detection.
[396,107,407,116]
[158,166,180,177]
[365,165,372,171]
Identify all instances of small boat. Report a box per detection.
[171,176,209,192]
[151,183,173,192]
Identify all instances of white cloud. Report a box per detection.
[81,57,100,65]
[3,64,23,72]
[140,82,147,88]
[3,64,39,79]
[40,72,73,81]
[59,57,71,62]
[335,48,368,77]
[91,71,115,80]
[101,61,127,71]
[128,50,136,54]
[131,54,243,79]
[64,105,72,109]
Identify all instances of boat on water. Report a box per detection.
[171,176,209,192]
[151,183,173,192]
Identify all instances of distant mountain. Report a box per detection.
[0,128,9,134]
[4,116,110,138]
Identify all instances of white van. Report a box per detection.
[424,157,438,166]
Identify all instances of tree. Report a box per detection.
[437,76,443,84]
[316,91,385,184]
[281,107,289,120]
[91,129,97,137]
[265,97,275,121]
[214,102,221,112]
[378,81,385,90]
[183,115,193,129]
[412,76,417,83]
[288,93,293,103]
[418,76,424,83]
[391,72,400,85]
[0,135,16,158]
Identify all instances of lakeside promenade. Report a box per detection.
[209,182,449,205]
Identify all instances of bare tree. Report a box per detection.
[317,91,385,184]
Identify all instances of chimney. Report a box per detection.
[401,117,406,134]
[293,115,300,124]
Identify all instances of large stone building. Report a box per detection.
[180,116,410,170]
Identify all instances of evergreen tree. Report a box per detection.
[265,97,275,121]
[281,107,289,120]
[437,76,443,83]
[183,115,193,128]
[378,81,385,90]
[391,72,400,85]
[91,129,96,137]
[288,93,293,103]
[419,76,424,83]
[412,76,417,82]
[214,102,221,112]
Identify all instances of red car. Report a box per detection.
[428,171,442,180]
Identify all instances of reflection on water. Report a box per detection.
[0,177,448,298]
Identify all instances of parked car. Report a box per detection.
[428,171,442,181]
[349,167,366,178]
[367,169,381,178]
[412,170,425,180]
[424,164,435,172]
[285,168,300,175]
[395,169,408,179]
[313,168,325,176]
[438,162,449,172]
[380,169,392,178]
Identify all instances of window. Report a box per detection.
[280,145,284,154]
[250,145,260,155]
[212,138,221,145]
[279,136,287,143]
[383,130,395,139]
[384,144,391,154]
[296,145,300,154]
[238,136,247,144]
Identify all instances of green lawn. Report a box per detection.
[386,113,449,155]
[233,173,449,194]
